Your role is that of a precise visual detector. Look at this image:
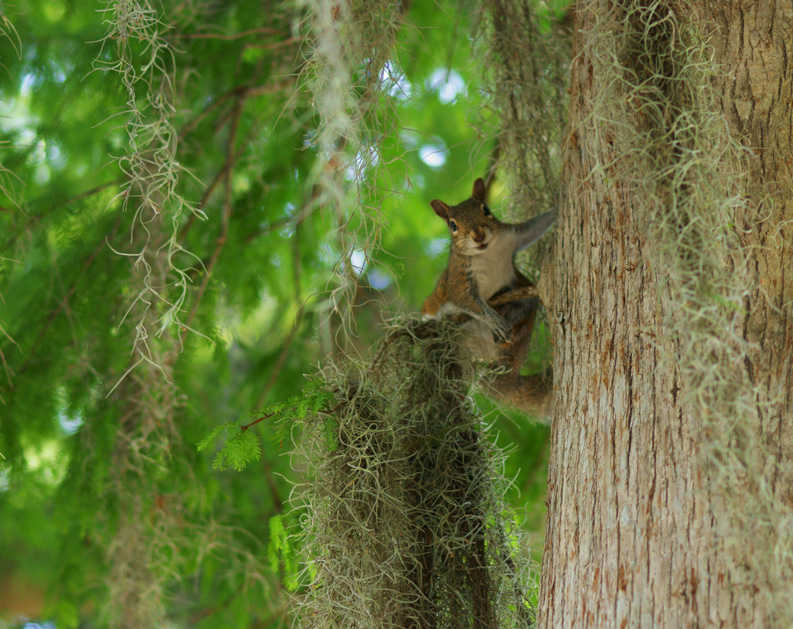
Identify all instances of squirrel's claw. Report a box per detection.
[491,317,513,344]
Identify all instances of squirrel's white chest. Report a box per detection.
[469,237,516,300]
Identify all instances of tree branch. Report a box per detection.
[176,27,284,41]
[185,101,244,327]
[20,216,123,375]
[178,80,293,141]
[240,412,275,430]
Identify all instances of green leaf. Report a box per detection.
[196,423,229,452]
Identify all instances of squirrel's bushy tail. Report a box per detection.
[485,371,553,422]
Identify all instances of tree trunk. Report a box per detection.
[539,1,793,627]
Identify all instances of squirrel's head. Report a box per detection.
[431,178,501,256]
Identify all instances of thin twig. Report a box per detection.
[176,27,284,41]
[185,101,244,327]
[243,215,294,243]
[178,80,293,141]
[240,38,299,53]
[253,220,307,409]
[2,180,122,253]
[180,85,282,241]
[240,412,275,431]
[20,216,123,375]
[254,310,304,410]
[261,456,283,513]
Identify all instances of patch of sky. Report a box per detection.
[368,267,392,290]
[419,141,447,168]
[47,142,67,170]
[19,127,36,147]
[274,202,298,237]
[56,387,85,435]
[0,97,39,135]
[59,410,84,435]
[428,68,466,104]
[345,145,379,181]
[20,133,52,184]
[320,243,336,264]
[21,72,37,94]
[399,131,418,149]
[381,60,413,101]
[49,58,72,84]
[350,249,367,276]
[428,238,448,257]
[33,141,51,184]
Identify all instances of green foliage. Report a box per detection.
[198,422,262,472]
[198,380,336,471]
[267,514,301,591]
[0,0,564,626]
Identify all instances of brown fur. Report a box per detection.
[487,297,553,420]
[422,178,556,420]
[422,178,555,341]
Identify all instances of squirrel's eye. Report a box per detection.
[449,220,458,232]
[483,204,491,217]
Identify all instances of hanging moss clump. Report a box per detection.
[294,318,535,628]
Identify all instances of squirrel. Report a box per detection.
[421,177,556,419]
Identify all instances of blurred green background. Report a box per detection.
[0,0,568,626]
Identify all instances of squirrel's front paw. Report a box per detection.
[491,317,513,344]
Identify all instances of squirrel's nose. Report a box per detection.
[473,229,486,244]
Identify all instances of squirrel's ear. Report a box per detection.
[472,178,487,201]
[431,199,450,221]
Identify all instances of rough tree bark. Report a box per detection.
[538,1,792,627]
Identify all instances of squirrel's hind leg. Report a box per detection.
[498,297,538,370]
[487,297,553,421]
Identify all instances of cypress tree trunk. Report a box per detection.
[538,1,793,627]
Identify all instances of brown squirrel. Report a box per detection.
[421,177,555,419]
